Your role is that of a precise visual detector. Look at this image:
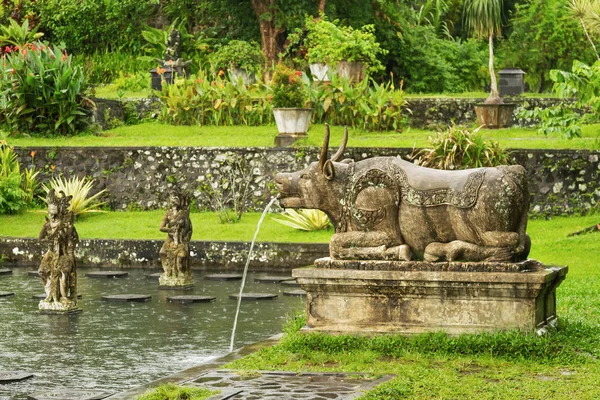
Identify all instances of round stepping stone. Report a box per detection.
[32,294,82,299]
[228,293,278,300]
[0,292,15,298]
[281,280,301,287]
[101,294,151,302]
[0,371,33,384]
[145,272,163,279]
[85,271,128,279]
[0,269,12,275]
[283,289,307,297]
[254,275,293,283]
[167,295,216,304]
[28,389,111,400]
[205,274,243,281]
[28,271,41,277]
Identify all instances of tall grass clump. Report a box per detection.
[135,383,217,400]
[41,176,106,216]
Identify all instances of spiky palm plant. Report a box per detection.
[463,0,503,104]
[569,0,600,60]
[272,209,331,231]
[42,176,106,215]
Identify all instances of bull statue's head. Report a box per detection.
[275,124,350,228]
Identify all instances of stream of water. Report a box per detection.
[0,267,303,400]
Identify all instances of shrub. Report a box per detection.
[0,141,37,214]
[209,40,264,74]
[41,175,106,216]
[271,64,309,108]
[73,50,153,85]
[0,41,90,135]
[411,125,510,170]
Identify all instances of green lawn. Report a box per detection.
[224,214,600,399]
[5,122,600,150]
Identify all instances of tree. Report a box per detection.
[463,0,503,104]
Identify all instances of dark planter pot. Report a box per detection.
[474,103,517,129]
[273,108,312,146]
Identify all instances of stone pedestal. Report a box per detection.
[39,299,81,315]
[158,273,194,289]
[293,258,567,335]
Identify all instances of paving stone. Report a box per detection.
[28,271,40,277]
[228,293,278,300]
[0,371,34,383]
[283,289,306,297]
[0,292,15,298]
[27,389,111,400]
[280,280,301,287]
[85,271,128,279]
[0,269,12,275]
[167,295,216,304]
[145,272,163,279]
[192,370,394,400]
[205,274,243,281]
[254,275,293,283]
[158,285,194,291]
[32,294,82,299]
[101,294,151,302]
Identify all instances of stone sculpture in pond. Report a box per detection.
[38,189,80,313]
[276,125,530,262]
[159,190,194,288]
[276,125,567,335]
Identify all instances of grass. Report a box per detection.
[223,214,600,399]
[92,85,153,99]
[0,210,334,243]
[3,122,600,150]
[135,383,217,400]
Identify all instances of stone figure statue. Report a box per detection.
[275,125,531,263]
[38,189,80,313]
[159,190,194,287]
[164,28,182,62]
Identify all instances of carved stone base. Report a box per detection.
[38,299,81,314]
[293,258,567,335]
[158,273,194,288]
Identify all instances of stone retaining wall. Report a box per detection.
[91,97,572,130]
[0,238,329,270]
[13,146,600,218]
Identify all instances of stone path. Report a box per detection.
[188,370,394,400]
[0,371,34,384]
[0,268,12,275]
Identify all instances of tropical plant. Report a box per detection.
[0,41,90,135]
[412,124,510,170]
[41,176,106,216]
[0,17,42,48]
[73,50,153,85]
[272,209,331,231]
[135,383,217,400]
[271,64,309,108]
[463,0,503,104]
[0,141,37,213]
[209,40,264,75]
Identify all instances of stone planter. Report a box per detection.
[230,67,255,85]
[273,108,312,146]
[474,103,517,129]
[309,63,329,82]
[337,61,365,82]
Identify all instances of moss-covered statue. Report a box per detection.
[159,190,193,287]
[38,189,80,313]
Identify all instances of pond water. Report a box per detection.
[0,268,304,400]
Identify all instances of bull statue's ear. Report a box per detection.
[323,160,335,180]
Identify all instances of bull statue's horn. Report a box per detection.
[331,126,348,162]
[319,123,330,171]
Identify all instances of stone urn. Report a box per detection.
[273,108,312,146]
[337,61,365,82]
[474,103,517,129]
[309,63,329,82]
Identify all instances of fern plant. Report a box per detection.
[412,124,510,170]
[42,176,106,215]
[273,209,331,231]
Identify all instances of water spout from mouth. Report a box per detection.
[229,197,278,353]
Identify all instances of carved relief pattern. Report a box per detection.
[388,161,485,208]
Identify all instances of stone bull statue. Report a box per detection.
[275,125,531,262]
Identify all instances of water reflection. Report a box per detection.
[0,268,302,400]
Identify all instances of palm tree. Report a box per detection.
[569,0,600,61]
[463,0,503,104]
